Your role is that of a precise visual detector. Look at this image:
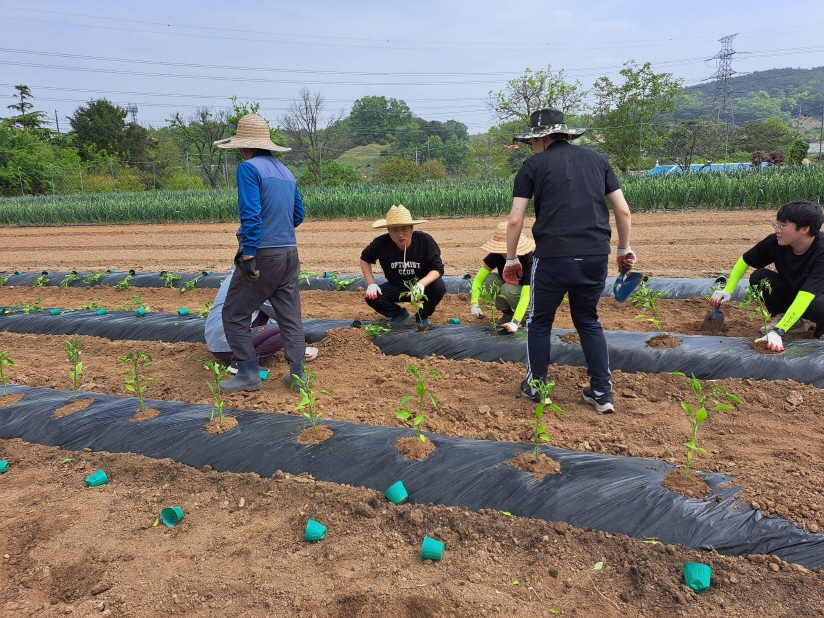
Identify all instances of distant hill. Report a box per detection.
[336,143,389,178]
[675,66,824,127]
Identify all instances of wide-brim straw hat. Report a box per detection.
[480,221,536,255]
[513,108,585,143]
[214,113,290,152]
[372,205,427,228]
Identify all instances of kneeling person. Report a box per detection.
[471,221,535,333]
[360,205,445,325]
[710,199,824,352]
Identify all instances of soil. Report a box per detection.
[509,453,562,481]
[2,214,824,617]
[297,424,334,445]
[53,398,95,419]
[396,436,437,461]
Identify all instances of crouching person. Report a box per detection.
[359,205,445,325]
[470,221,535,333]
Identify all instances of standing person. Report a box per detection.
[213,113,307,393]
[360,205,445,325]
[470,221,535,333]
[503,108,635,413]
[710,200,824,352]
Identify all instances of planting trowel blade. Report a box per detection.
[700,305,725,333]
[612,270,646,303]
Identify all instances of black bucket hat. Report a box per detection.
[513,108,585,143]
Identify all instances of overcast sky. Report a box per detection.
[2,1,822,134]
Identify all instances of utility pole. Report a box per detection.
[819,99,823,166]
[79,162,84,193]
[186,153,191,190]
[18,168,24,196]
[638,121,643,173]
[708,34,737,169]
[427,136,431,182]
[51,164,55,195]
[54,110,60,134]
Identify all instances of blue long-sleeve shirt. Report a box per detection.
[236,153,304,256]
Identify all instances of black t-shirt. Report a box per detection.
[360,231,445,287]
[743,232,824,295]
[483,252,534,286]
[512,140,621,258]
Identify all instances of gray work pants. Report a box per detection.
[222,246,305,364]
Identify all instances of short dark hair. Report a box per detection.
[776,200,824,236]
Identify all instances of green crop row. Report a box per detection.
[0,167,822,226]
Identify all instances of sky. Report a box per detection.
[1,1,823,135]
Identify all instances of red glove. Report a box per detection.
[502,257,522,285]
[616,247,636,272]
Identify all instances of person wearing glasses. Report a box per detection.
[710,199,824,352]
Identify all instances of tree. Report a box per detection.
[735,118,795,154]
[6,85,49,132]
[280,88,344,186]
[589,61,684,171]
[168,107,230,189]
[348,96,413,145]
[69,99,129,159]
[0,119,80,196]
[487,66,587,130]
[788,138,809,165]
[375,157,446,183]
[298,160,363,187]
[656,117,724,171]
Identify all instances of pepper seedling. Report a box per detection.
[298,269,316,285]
[59,271,80,288]
[329,273,355,291]
[395,363,436,442]
[0,274,13,287]
[198,359,231,422]
[528,378,564,463]
[196,300,213,319]
[114,294,148,311]
[83,272,104,285]
[114,273,133,291]
[62,337,83,403]
[631,284,668,336]
[32,272,50,287]
[292,369,331,430]
[0,351,16,396]
[479,279,506,329]
[670,372,741,476]
[739,278,773,335]
[160,272,181,289]
[118,350,157,414]
[402,278,428,324]
[363,324,391,339]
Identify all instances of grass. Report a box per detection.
[1,167,822,226]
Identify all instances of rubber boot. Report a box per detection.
[219,357,261,393]
[286,359,306,391]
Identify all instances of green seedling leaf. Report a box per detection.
[592,561,604,571]
[550,609,560,615]
[396,363,436,440]
[641,539,660,545]
[502,511,511,517]
[59,458,74,465]
[152,518,160,527]
[512,580,520,585]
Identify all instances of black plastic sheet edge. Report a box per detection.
[1,272,749,300]
[2,312,822,388]
[0,384,821,569]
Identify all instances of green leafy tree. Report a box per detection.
[487,65,587,129]
[168,107,230,189]
[375,156,446,183]
[298,159,363,187]
[348,96,413,145]
[69,99,147,161]
[589,61,684,171]
[6,85,49,132]
[788,138,810,165]
[656,117,724,171]
[734,117,795,154]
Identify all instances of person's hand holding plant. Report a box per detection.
[470,303,485,319]
[500,320,519,334]
[756,329,784,352]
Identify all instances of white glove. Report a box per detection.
[756,330,784,352]
[500,320,519,333]
[616,247,637,271]
[413,281,426,297]
[710,290,731,307]
[365,283,382,299]
[470,303,485,319]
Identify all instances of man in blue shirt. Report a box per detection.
[214,113,307,392]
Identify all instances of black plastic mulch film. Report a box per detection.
[1,385,822,569]
[1,271,750,300]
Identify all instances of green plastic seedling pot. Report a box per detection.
[259,368,269,381]
[683,562,712,593]
[351,320,362,328]
[202,270,211,276]
[106,269,115,274]
[14,271,22,275]
[135,308,146,317]
[50,309,61,316]
[384,480,409,505]
[304,519,327,542]
[178,308,189,316]
[160,507,185,527]
[324,272,333,278]
[85,470,108,487]
[421,536,444,561]
[0,460,9,473]
[96,308,106,316]
[447,318,461,324]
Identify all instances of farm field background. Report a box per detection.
[2,210,824,617]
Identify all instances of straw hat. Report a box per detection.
[214,113,290,152]
[480,221,536,255]
[513,108,585,143]
[372,205,427,228]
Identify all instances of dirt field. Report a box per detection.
[2,212,824,618]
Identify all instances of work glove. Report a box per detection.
[500,320,519,334]
[502,257,522,285]
[237,255,259,282]
[616,247,636,272]
[710,290,731,307]
[365,283,382,299]
[470,303,485,319]
[413,281,426,297]
[756,330,784,352]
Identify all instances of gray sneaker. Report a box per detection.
[582,387,615,414]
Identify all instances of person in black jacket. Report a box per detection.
[359,205,445,325]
